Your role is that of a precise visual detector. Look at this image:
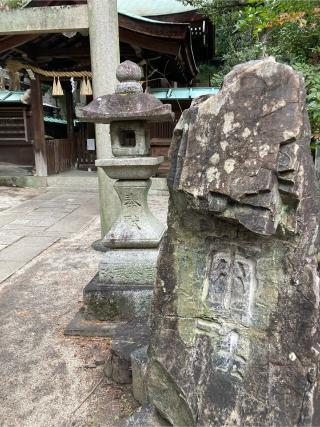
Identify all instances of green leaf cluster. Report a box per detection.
[293,63,320,139]
[181,0,320,138]
[0,0,28,10]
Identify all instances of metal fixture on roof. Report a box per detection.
[62,31,77,38]
[148,86,219,100]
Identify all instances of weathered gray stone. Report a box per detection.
[77,61,173,124]
[147,58,320,426]
[110,121,150,157]
[79,59,168,256]
[96,158,164,180]
[105,349,132,384]
[102,180,165,248]
[115,60,143,94]
[74,61,169,387]
[76,93,173,123]
[131,346,149,404]
[84,274,152,321]
[99,249,159,286]
[122,405,170,427]
[104,322,149,384]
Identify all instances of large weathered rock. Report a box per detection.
[147,58,320,426]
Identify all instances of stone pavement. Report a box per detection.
[0,188,100,284]
[0,186,168,285]
[0,185,168,426]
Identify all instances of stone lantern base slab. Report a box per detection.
[83,274,153,322]
[80,248,159,321]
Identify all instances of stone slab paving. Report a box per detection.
[0,188,101,284]
[0,187,168,285]
[0,186,41,212]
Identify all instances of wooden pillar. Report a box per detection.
[65,84,75,167]
[65,89,73,141]
[30,76,47,176]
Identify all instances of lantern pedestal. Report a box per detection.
[83,247,159,321]
[65,60,173,350]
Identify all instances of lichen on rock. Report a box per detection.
[147,58,320,426]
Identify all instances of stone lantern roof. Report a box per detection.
[76,61,173,124]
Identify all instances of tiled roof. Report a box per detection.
[0,91,25,102]
[44,116,67,125]
[117,0,196,16]
[149,87,219,100]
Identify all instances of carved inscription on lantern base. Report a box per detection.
[104,179,165,248]
[82,248,159,321]
[99,248,159,286]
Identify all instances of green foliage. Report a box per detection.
[292,62,320,139]
[181,0,320,138]
[0,0,28,10]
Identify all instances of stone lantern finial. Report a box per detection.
[115,60,143,94]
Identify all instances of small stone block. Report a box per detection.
[105,351,132,384]
[84,274,153,321]
[131,346,149,405]
[104,321,149,385]
[99,248,159,286]
[63,308,126,337]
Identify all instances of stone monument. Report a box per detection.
[145,58,320,426]
[76,60,173,323]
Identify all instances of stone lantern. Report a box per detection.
[76,61,173,322]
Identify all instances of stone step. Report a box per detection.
[48,185,99,193]
[47,180,98,188]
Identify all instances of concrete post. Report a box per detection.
[87,0,120,235]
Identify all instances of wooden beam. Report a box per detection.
[119,14,188,40]
[34,47,90,59]
[30,76,47,177]
[0,34,39,55]
[119,28,180,56]
[0,5,89,35]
